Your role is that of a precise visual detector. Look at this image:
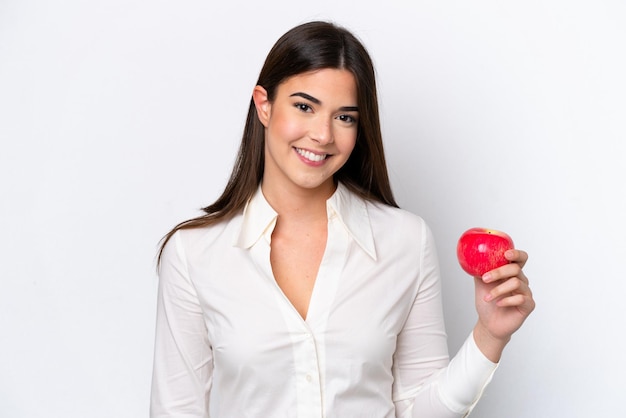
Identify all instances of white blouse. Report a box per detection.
[150,183,497,418]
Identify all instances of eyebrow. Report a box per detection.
[290,92,358,112]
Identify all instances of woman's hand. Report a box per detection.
[472,249,536,362]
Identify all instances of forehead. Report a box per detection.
[277,69,357,104]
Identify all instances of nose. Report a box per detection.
[310,117,334,145]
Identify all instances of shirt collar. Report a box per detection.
[327,183,377,260]
[234,185,278,249]
[234,183,377,261]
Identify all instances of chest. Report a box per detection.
[269,223,327,320]
[185,213,422,369]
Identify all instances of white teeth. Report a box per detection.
[296,148,327,162]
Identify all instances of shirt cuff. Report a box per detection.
[437,333,499,415]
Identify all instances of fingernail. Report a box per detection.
[484,293,493,302]
[482,273,492,283]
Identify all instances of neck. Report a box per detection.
[261,180,336,221]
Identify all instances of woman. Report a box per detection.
[151,21,535,417]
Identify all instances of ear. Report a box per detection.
[252,85,271,127]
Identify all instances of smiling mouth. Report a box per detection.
[295,147,329,162]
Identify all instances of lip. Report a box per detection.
[294,147,331,166]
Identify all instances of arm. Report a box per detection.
[150,232,213,418]
[393,224,502,417]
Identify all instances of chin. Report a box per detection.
[293,176,335,192]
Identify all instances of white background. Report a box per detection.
[1,0,625,416]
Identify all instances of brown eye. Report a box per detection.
[294,103,312,112]
[337,114,357,124]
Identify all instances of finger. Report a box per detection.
[484,277,532,302]
[505,249,528,268]
[482,262,527,284]
[495,293,536,313]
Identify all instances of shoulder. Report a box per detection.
[363,202,440,293]
[367,202,432,240]
[160,213,243,264]
[364,201,439,267]
[333,184,435,250]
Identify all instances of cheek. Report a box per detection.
[270,111,306,140]
[338,131,358,155]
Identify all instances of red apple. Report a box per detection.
[456,227,514,277]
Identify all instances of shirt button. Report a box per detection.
[306,374,312,382]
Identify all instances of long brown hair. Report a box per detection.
[158,21,398,262]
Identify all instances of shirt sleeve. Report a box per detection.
[392,222,498,418]
[150,231,213,418]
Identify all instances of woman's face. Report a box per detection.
[254,68,358,198]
